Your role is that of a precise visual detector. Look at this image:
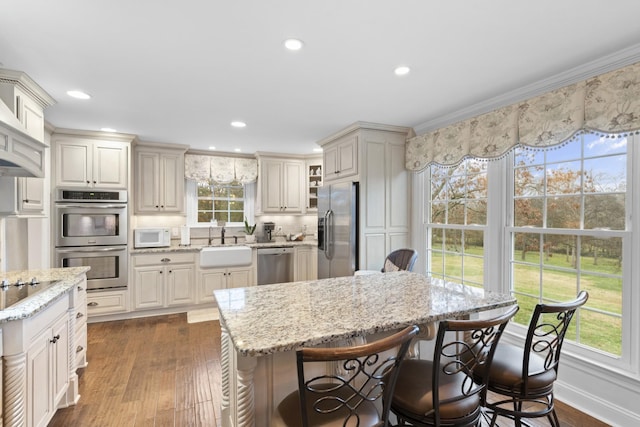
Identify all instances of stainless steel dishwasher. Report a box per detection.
[257,246,295,285]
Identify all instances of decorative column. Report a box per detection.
[3,353,26,427]
[235,352,257,427]
[220,322,230,427]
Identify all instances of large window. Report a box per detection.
[509,133,627,356]
[427,158,487,288]
[424,132,631,360]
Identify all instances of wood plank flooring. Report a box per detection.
[49,314,609,427]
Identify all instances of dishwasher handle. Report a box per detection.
[257,247,295,255]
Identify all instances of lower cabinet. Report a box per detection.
[132,252,196,310]
[28,313,69,427]
[294,245,318,281]
[199,266,254,303]
[86,289,128,317]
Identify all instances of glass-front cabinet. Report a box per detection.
[307,159,322,211]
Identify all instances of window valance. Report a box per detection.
[185,154,258,184]
[406,61,640,171]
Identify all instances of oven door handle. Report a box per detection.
[55,204,127,209]
[55,247,126,253]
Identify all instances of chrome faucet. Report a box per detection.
[221,226,226,245]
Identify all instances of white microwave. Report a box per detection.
[134,228,171,248]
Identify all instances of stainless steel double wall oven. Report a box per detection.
[54,189,128,291]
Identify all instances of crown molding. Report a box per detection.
[413,42,640,136]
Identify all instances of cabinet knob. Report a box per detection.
[93,180,97,184]
[159,270,163,274]
[169,270,172,273]
[76,312,84,319]
[161,205,164,208]
[23,199,29,203]
[87,302,98,307]
[76,345,84,353]
[78,286,84,291]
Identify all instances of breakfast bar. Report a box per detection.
[214,271,516,427]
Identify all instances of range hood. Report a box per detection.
[0,102,46,178]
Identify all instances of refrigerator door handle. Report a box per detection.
[326,209,334,260]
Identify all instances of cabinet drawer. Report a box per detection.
[87,290,128,316]
[133,252,195,266]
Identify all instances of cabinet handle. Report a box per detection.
[93,180,97,184]
[87,302,98,307]
[161,258,170,262]
[23,199,29,203]
[86,180,90,184]
[155,205,159,208]
[76,312,84,319]
[76,345,84,353]
[50,334,60,344]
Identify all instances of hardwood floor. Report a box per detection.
[50,314,609,427]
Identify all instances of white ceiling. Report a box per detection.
[2,1,640,155]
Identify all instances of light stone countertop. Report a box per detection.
[214,271,516,357]
[0,267,90,323]
[130,240,317,255]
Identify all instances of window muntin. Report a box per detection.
[427,159,487,288]
[509,133,627,356]
[196,181,245,224]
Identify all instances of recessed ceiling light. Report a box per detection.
[67,90,91,100]
[100,127,117,132]
[313,148,323,152]
[284,38,304,51]
[394,66,411,76]
[230,121,246,128]
[209,146,216,150]
[234,148,242,152]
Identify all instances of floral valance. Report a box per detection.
[184,154,258,184]
[406,60,640,171]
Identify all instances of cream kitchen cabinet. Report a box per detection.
[86,289,128,318]
[318,122,412,271]
[0,176,45,215]
[53,133,131,189]
[294,245,317,281]
[132,252,196,310]
[321,133,358,184]
[134,143,187,214]
[0,69,55,143]
[306,158,322,211]
[28,312,69,427]
[198,266,254,304]
[258,157,304,213]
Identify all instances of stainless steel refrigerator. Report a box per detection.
[317,181,358,278]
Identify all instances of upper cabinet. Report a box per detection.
[306,158,322,211]
[134,142,187,214]
[0,177,45,215]
[53,131,133,189]
[322,134,358,184]
[257,156,304,214]
[0,69,55,143]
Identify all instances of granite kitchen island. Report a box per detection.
[214,271,516,427]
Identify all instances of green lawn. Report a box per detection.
[430,245,622,355]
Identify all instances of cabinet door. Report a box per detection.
[261,160,284,212]
[20,177,45,213]
[133,266,164,309]
[282,161,303,212]
[16,87,45,142]
[337,136,358,178]
[323,145,338,179]
[135,151,160,212]
[199,269,226,303]
[294,247,317,281]
[52,315,69,408]
[93,141,128,188]
[160,153,184,213]
[55,141,90,187]
[227,267,253,288]
[27,329,53,427]
[167,264,195,306]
